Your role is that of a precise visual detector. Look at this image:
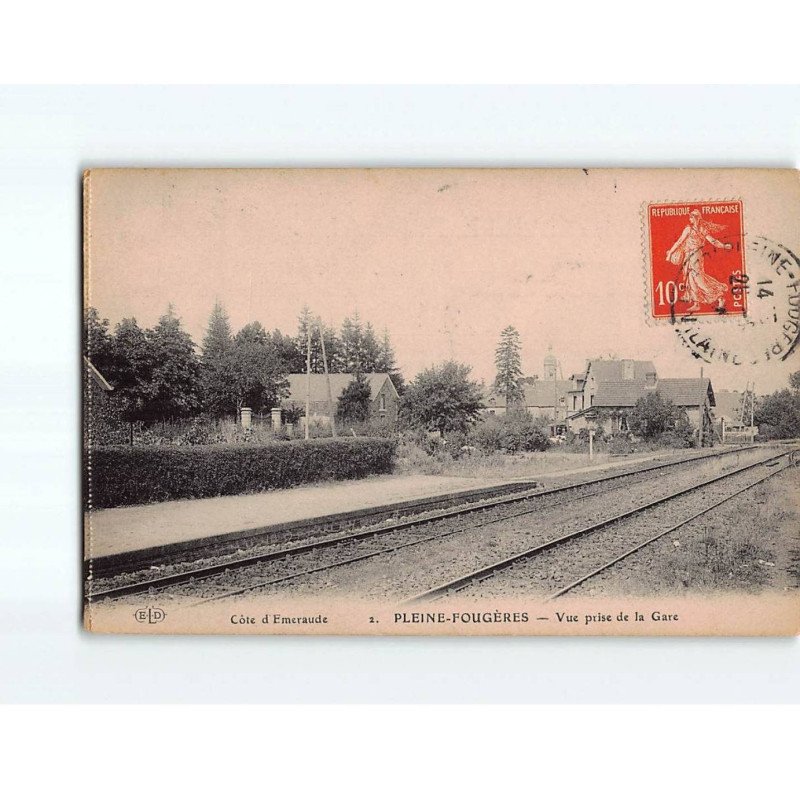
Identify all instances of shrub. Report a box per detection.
[471,411,550,454]
[607,432,635,455]
[472,415,505,454]
[442,430,469,459]
[628,392,681,439]
[657,413,697,449]
[336,375,372,423]
[500,410,551,453]
[87,437,397,508]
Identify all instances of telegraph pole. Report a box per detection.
[698,366,704,448]
[305,319,311,440]
[318,317,337,438]
[553,364,558,435]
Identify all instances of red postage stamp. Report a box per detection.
[647,200,746,319]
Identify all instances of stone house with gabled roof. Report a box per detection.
[483,380,572,418]
[282,373,400,423]
[566,358,715,435]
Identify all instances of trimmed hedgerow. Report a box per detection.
[88,437,397,508]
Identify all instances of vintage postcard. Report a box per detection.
[82,168,800,635]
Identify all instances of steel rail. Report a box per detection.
[403,449,796,604]
[84,445,765,603]
[190,451,758,605]
[545,462,792,600]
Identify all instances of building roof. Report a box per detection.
[592,381,652,407]
[588,359,657,382]
[484,380,572,409]
[657,378,715,408]
[591,378,714,409]
[524,380,572,407]
[83,356,113,392]
[284,373,398,405]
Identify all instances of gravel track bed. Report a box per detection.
[570,468,799,597]
[88,447,774,604]
[456,460,787,601]
[89,450,722,592]
[116,449,772,605]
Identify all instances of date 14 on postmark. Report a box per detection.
[647,201,746,319]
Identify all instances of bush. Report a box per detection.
[500,410,551,453]
[87,437,397,508]
[607,432,635,455]
[471,411,550,454]
[472,415,505,454]
[442,430,469,459]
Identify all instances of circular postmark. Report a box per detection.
[671,235,800,367]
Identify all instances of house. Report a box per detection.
[565,358,715,435]
[483,380,572,423]
[282,373,400,423]
[482,349,572,432]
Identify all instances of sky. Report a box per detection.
[85,168,800,393]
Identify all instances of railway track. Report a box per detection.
[85,445,769,604]
[404,448,797,604]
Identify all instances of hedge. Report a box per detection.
[86,437,397,508]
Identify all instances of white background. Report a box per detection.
[1,85,800,704]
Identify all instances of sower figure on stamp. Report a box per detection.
[666,209,732,313]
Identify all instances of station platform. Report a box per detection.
[83,449,708,562]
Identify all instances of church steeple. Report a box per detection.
[544,345,557,381]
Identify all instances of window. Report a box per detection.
[379,393,386,411]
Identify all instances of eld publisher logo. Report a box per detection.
[135,607,166,624]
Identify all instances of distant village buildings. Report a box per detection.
[484,352,717,437]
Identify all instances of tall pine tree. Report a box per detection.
[297,307,344,374]
[200,301,238,415]
[340,311,365,374]
[376,327,405,394]
[494,325,524,407]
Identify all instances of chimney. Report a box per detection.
[622,359,634,380]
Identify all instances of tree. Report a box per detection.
[109,317,157,422]
[297,307,344,373]
[400,361,485,435]
[376,327,405,394]
[360,322,381,372]
[337,374,372,422]
[270,328,305,373]
[789,370,800,391]
[494,325,524,407]
[83,307,116,376]
[627,392,680,439]
[147,306,201,419]
[200,301,238,415]
[755,389,800,439]
[232,322,289,412]
[340,311,365,373]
